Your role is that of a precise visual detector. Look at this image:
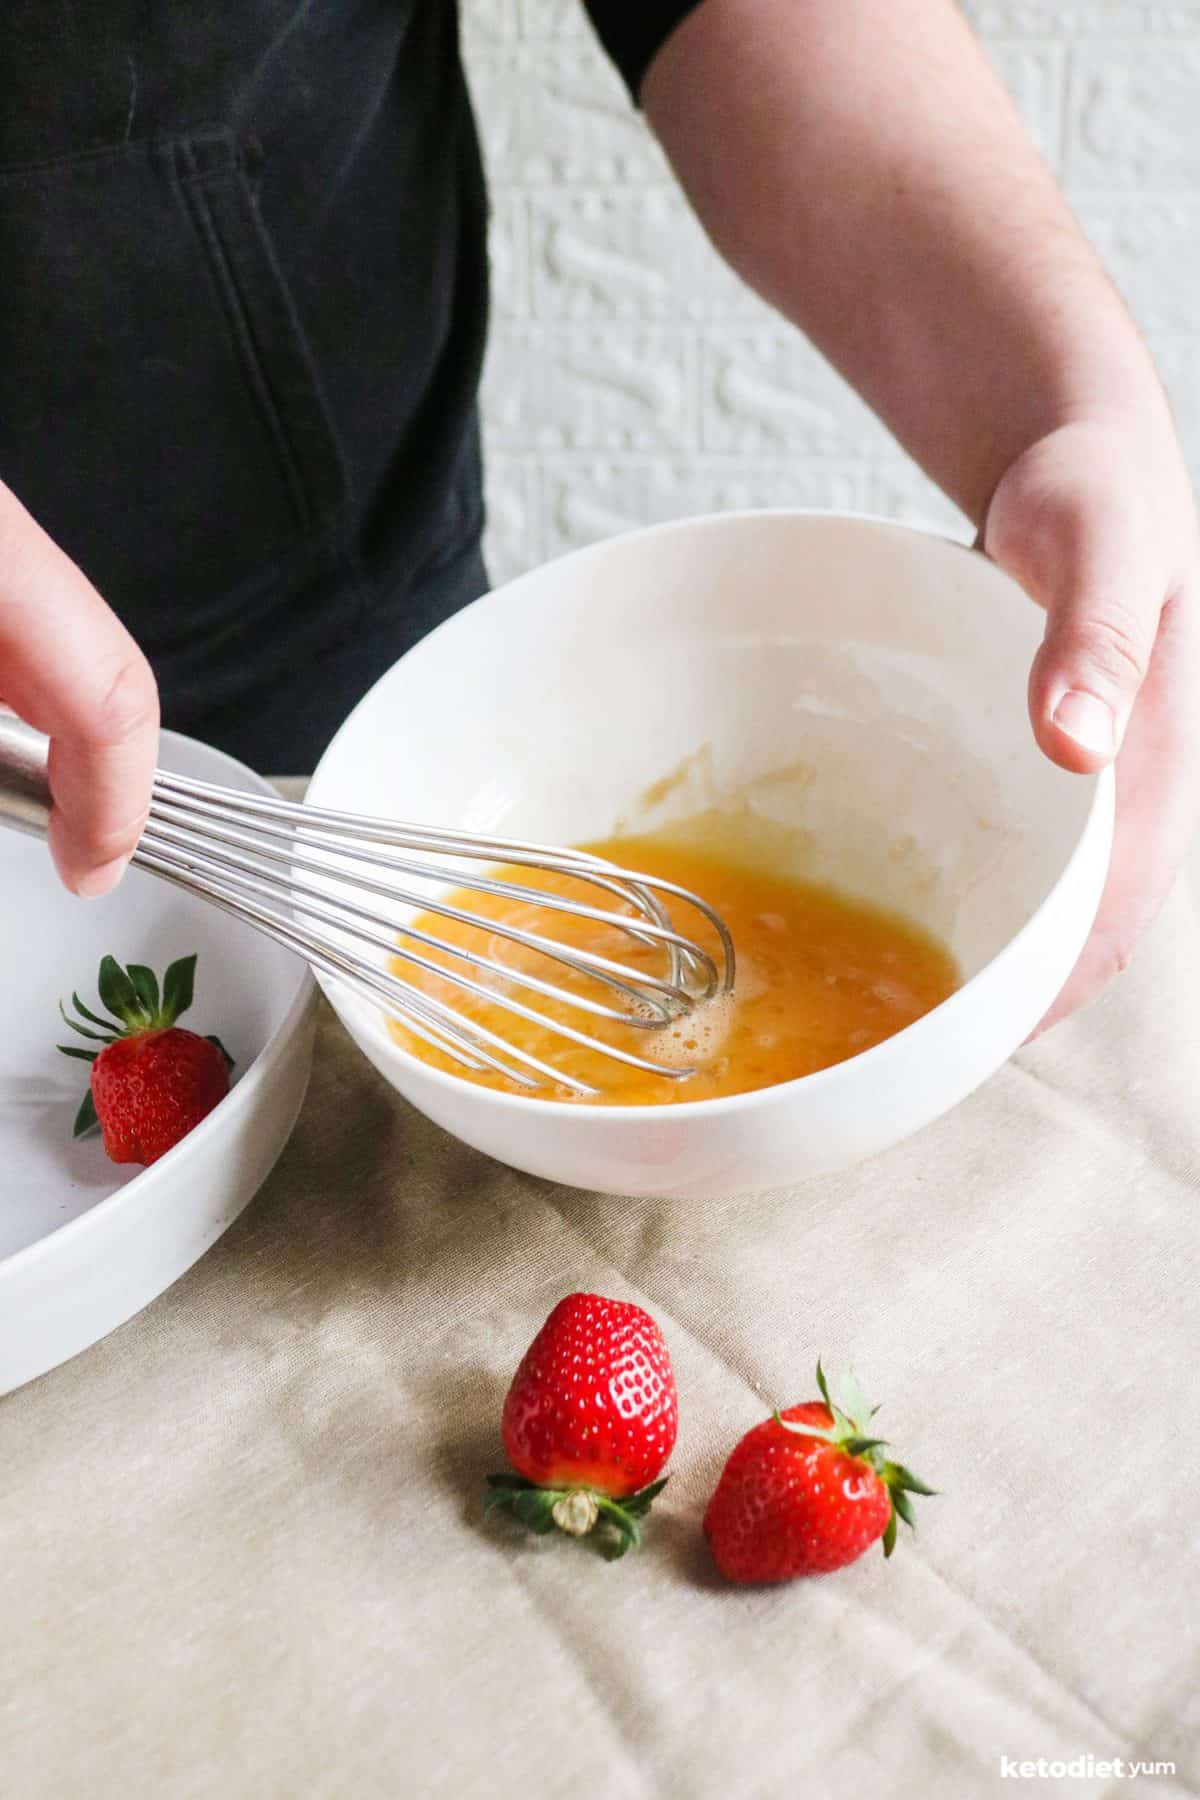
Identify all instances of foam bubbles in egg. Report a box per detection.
[647,990,737,1073]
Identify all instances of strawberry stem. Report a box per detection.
[73,1089,100,1138]
[484,1472,667,1560]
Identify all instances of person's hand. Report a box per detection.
[0,479,158,895]
[984,415,1200,1030]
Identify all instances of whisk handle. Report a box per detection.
[0,713,51,837]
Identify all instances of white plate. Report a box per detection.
[0,732,316,1394]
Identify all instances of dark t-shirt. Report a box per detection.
[0,1,697,766]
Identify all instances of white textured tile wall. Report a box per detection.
[462,1,1200,584]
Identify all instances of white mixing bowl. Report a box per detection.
[307,512,1113,1200]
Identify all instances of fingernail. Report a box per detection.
[75,854,131,899]
[1052,690,1115,757]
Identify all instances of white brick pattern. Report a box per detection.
[463,1,1200,583]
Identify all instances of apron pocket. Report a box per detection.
[0,126,348,634]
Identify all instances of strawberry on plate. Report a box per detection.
[58,953,233,1167]
[486,1292,678,1560]
[704,1362,934,1584]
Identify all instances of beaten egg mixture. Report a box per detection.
[387,826,959,1105]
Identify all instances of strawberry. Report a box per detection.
[703,1362,934,1583]
[486,1292,678,1559]
[58,954,233,1166]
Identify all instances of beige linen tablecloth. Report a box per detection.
[2,847,1199,1799]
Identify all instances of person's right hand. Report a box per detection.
[0,479,158,896]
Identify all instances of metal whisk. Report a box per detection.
[0,713,734,1096]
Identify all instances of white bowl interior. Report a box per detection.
[309,513,1096,1066]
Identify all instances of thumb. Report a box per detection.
[985,430,1164,775]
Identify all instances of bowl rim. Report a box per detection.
[312,508,978,783]
[307,507,1114,1123]
[0,736,317,1283]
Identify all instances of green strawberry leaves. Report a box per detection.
[69,991,119,1033]
[779,1360,937,1561]
[58,1001,116,1049]
[485,1473,668,1562]
[594,1500,643,1560]
[772,1408,840,1447]
[808,1357,861,1442]
[484,1478,561,1536]
[96,955,144,1025]
[889,1486,916,1531]
[125,963,161,1018]
[77,953,198,1036]
[161,954,196,1023]
[880,1463,938,1558]
[843,1435,887,1457]
[595,1477,670,1560]
[73,1089,100,1139]
[615,1476,668,1517]
[60,952,201,1044]
[885,1462,935,1498]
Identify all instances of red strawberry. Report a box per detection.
[486,1292,677,1559]
[58,954,233,1166]
[703,1362,934,1583]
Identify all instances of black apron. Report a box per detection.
[0,1,490,770]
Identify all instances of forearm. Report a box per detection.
[642,0,1172,526]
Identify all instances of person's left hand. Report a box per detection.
[983,414,1200,1032]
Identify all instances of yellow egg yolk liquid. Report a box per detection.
[386,829,960,1105]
